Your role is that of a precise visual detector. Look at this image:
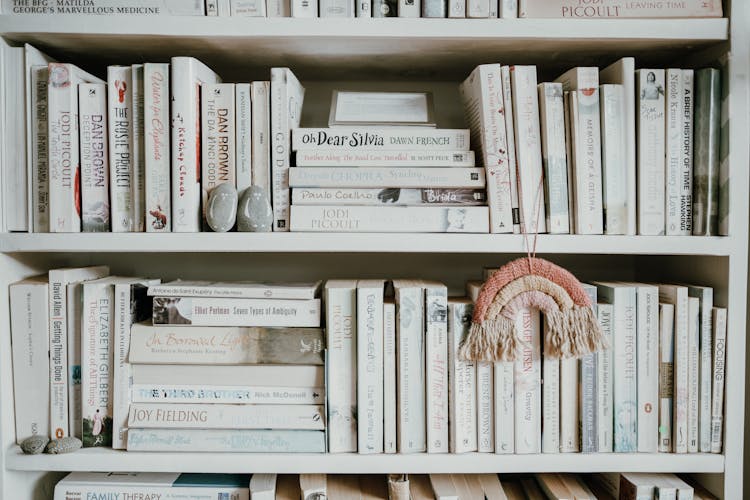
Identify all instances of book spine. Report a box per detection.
[55,485,248,500]
[127,429,327,452]
[128,403,325,430]
[538,82,570,234]
[499,0,516,16]
[356,0,371,15]
[325,285,357,452]
[658,303,675,453]
[636,69,666,235]
[289,167,486,189]
[295,149,476,167]
[680,69,694,235]
[692,68,721,236]
[494,361,514,453]
[82,282,113,447]
[466,0,488,17]
[131,384,325,404]
[146,283,319,300]
[559,357,579,452]
[292,128,470,151]
[599,84,628,235]
[235,83,252,192]
[201,83,236,228]
[267,0,292,15]
[398,0,420,16]
[718,56,730,236]
[112,284,131,449]
[613,288,637,452]
[232,0,267,15]
[665,68,684,235]
[108,66,134,232]
[687,297,700,453]
[289,205,490,233]
[10,281,50,443]
[672,290,689,453]
[131,64,145,232]
[67,282,83,438]
[151,296,321,327]
[206,0,218,14]
[31,67,50,232]
[447,0,464,16]
[47,64,81,232]
[397,286,426,453]
[321,0,354,16]
[637,286,659,453]
[448,300,477,453]
[514,307,541,453]
[692,288,713,453]
[78,83,110,233]
[291,0,319,17]
[383,300,397,453]
[357,282,384,454]
[3,0,207,14]
[488,0,496,16]
[49,275,69,438]
[291,188,487,206]
[144,63,171,232]
[541,355,560,453]
[710,307,726,453]
[425,286,449,453]
[572,88,604,234]
[510,66,547,233]
[500,66,521,233]
[420,0,444,16]
[597,302,614,452]
[580,353,598,453]
[250,81,271,198]
[518,1,722,17]
[476,362,494,452]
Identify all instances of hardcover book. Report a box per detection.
[144,62,171,232]
[560,356,578,453]
[518,0,722,17]
[294,149,475,167]
[292,128,470,151]
[424,281,449,453]
[687,296,700,453]
[107,65,135,232]
[78,83,110,232]
[289,167,486,189]
[131,64,146,232]
[692,68,721,236]
[291,188,487,206]
[447,298,477,453]
[356,279,385,454]
[636,69,666,235]
[148,280,321,299]
[127,429,326,452]
[151,297,321,327]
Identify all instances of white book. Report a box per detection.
[710,307,726,453]
[659,303,675,453]
[636,69,666,235]
[107,65,134,233]
[447,298,477,453]
[556,66,598,91]
[131,385,324,405]
[494,361,514,454]
[680,69,695,235]
[467,0,488,17]
[500,66,521,233]
[357,279,385,454]
[398,0,420,16]
[499,0,516,16]
[597,302,614,452]
[664,475,695,500]
[519,1,722,17]
[355,0,371,15]
[235,83,252,192]
[290,205,490,233]
[687,296,700,453]
[292,128,470,151]
[476,361,494,452]
[447,0,464,16]
[250,474,277,500]
[78,83,110,232]
[383,299,397,453]
[599,84,628,234]
[251,81,271,199]
[394,280,426,453]
[148,279,321,299]
[665,68,684,235]
[459,64,514,233]
[600,57,636,235]
[325,280,358,453]
[128,403,325,430]
[48,63,103,232]
[206,0,218,14]
[424,281,449,453]
[10,276,49,443]
[687,285,713,453]
[538,82,570,233]
[48,266,109,440]
[659,284,689,453]
[292,188,487,206]
[430,475,459,500]
[510,65,547,233]
[542,354,560,453]
[218,0,231,14]
[268,0,292,15]
[654,476,678,500]
[30,65,51,232]
[170,57,221,232]
[127,429,326,452]
[132,364,324,388]
[320,0,353,16]
[632,283,659,453]
[559,357,578,452]
[292,0,318,16]
[271,68,305,232]
[231,0,266,15]
[2,42,26,232]
[488,0,497,16]
[201,83,236,227]
[514,307,541,454]
[580,282,598,454]
[131,64,145,232]
[295,149,475,167]
[66,282,83,437]
[595,282,637,453]
[289,167,486,189]
[144,62,171,232]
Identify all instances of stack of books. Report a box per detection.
[288,129,491,232]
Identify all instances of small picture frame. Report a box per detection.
[328,90,436,127]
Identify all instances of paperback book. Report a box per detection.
[151,297,321,327]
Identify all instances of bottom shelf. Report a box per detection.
[5,446,725,474]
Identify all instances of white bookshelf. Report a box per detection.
[0,5,747,500]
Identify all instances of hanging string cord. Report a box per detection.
[518,170,545,274]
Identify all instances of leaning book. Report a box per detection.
[151,297,321,327]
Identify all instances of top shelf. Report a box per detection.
[0,16,729,79]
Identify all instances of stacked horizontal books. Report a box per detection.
[289,128,491,232]
[125,280,326,452]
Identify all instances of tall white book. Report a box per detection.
[131,64,146,232]
[292,0,319,16]
[424,281,449,453]
[599,84,628,234]
[541,349,560,453]
[500,66,521,233]
[10,276,49,443]
[658,303,675,453]
[447,298,477,453]
[597,302,614,452]
[559,356,578,453]
[107,65,134,232]
[687,296,700,453]
[665,68,685,236]
[48,63,103,232]
[467,0,488,17]
[579,284,598,453]
[201,83,236,228]
[476,361,494,453]
[514,307,541,454]
[494,360,514,454]
[600,57,636,235]
[459,64,514,233]
[78,83,110,233]
[631,283,659,453]
[499,0,516,16]
[144,63,171,232]
[170,57,221,232]
[268,0,291,15]
[383,299,397,454]
[235,83,252,193]
[320,0,353,16]
[447,0,464,17]
[510,65,547,233]
[636,69,666,235]
[680,70,694,235]
[710,307,726,453]
[270,67,305,232]
[537,82,570,234]
[658,284,689,453]
[394,279,426,453]
[687,285,713,453]
[251,81,271,199]
[2,43,25,232]
[324,280,357,453]
[31,65,50,232]
[357,279,385,454]
[398,0,420,16]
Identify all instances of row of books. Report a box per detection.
[53,471,718,499]
[2,0,723,18]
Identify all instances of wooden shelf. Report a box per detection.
[5,446,725,474]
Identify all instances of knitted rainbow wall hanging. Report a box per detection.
[458,257,607,362]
